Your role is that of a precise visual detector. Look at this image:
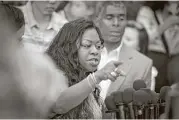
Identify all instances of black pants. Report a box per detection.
[147,51,169,93]
[148,51,179,92]
[167,54,179,85]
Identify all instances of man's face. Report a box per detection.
[32,1,61,15]
[122,27,140,51]
[99,4,127,44]
[70,1,94,20]
[167,1,179,16]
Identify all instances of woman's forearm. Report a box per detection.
[53,73,101,114]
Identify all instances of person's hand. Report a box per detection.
[94,61,123,83]
[159,15,179,34]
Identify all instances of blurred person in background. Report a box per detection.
[161,1,179,86]
[0,2,68,118]
[20,1,97,53]
[59,1,97,22]
[94,1,152,101]
[125,1,145,20]
[137,1,179,92]
[122,21,158,90]
[19,1,64,53]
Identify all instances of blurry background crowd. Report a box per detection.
[13,1,179,93]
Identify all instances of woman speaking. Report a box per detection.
[47,18,122,119]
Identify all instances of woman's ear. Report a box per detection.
[76,38,81,49]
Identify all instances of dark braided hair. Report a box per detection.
[144,1,168,11]
[47,18,104,118]
[47,18,103,86]
[126,22,149,55]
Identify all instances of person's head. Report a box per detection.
[0,1,28,6]
[31,1,62,16]
[122,21,149,55]
[145,1,179,16]
[0,3,25,42]
[95,1,127,45]
[144,1,168,12]
[66,1,97,20]
[125,1,145,20]
[47,18,104,86]
[163,1,179,16]
[0,3,40,118]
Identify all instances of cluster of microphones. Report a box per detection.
[105,79,171,119]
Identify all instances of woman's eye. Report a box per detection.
[106,15,113,20]
[81,44,91,48]
[96,44,103,50]
[120,17,125,21]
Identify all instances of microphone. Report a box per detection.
[122,88,135,119]
[105,95,117,112]
[133,90,151,119]
[113,90,125,119]
[133,80,147,91]
[165,83,179,119]
[141,88,159,119]
[159,86,171,115]
[159,86,171,101]
[104,94,119,119]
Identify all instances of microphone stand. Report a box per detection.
[134,104,145,119]
[116,103,125,119]
[124,104,130,119]
[144,104,149,119]
[149,103,155,119]
[156,103,160,118]
[139,104,145,119]
[154,103,159,119]
[159,99,166,115]
[128,102,135,119]
[105,109,120,119]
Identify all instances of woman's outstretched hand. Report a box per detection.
[94,61,123,83]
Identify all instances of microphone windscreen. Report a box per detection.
[170,83,179,96]
[122,88,135,104]
[105,95,116,110]
[112,90,123,105]
[160,86,171,101]
[140,88,159,103]
[133,90,151,105]
[133,80,147,90]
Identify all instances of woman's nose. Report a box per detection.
[90,45,99,56]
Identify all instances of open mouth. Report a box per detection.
[46,7,55,12]
[88,58,99,66]
[110,31,121,37]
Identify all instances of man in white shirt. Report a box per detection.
[96,1,153,100]
[20,1,67,53]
